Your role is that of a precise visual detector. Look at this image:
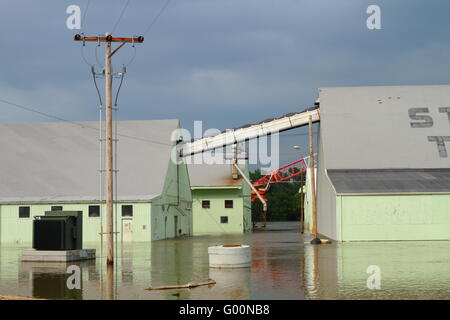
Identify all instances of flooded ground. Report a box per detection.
[0,221,449,300]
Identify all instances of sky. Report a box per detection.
[1,0,450,168]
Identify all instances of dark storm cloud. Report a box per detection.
[0,0,449,163]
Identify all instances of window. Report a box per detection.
[225,200,233,208]
[89,205,100,217]
[201,200,210,209]
[220,216,228,224]
[51,206,63,211]
[122,205,133,217]
[19,206,30,218]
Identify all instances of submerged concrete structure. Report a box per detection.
[0,120,192,244]
[306,85,450,241]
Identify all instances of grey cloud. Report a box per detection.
[0,0,449,164]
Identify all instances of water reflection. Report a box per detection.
[209,269,251,300]
[19,261,95,300]
[0,222,449,300]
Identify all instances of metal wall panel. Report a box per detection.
[319,85,450,169]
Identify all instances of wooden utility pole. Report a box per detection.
[309,116,318,241]
[104,33,114,265]
[74,33,144,265]
[299,171,305,234]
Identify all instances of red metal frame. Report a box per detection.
[251,158,307,202]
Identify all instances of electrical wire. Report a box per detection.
[143,0,172,35]
[95,44,104,68]
[0,97,172,147]
[112,0,131,34]
[82,0,92,31]
[0,98,98,130]
[114,0,172,68]
[80,45,93,67]
[114,70,125,107]
[124,45,137,67]
[92,67,103,107]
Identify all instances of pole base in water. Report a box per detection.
[311,238,332,245]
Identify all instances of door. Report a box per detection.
[122,219,133,242]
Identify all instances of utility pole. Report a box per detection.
[74,33,144,265]
[104,33,114,265]
[308,115,320,244]
[299,170,305,234]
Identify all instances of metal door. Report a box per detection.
[122,219,133,242]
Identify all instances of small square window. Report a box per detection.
[220,216,228,224]
[89,205,100,217]
[225,200,233,208]
[51,206,63,211]
[122,205,133,217]
[202,200,210,209]
[19,206,30,218]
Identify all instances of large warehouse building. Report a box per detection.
[0,120,192,244]
[307,85,450,241]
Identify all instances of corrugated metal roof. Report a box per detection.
[0,120,179,203]
[188,163,243,188]
[328,169,450,194]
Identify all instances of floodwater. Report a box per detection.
[0,221,449,300]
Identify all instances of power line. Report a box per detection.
[0,97,172,147]
[80,44,93,66]
[91,67,103,106]
[143,0,172,35]
[95,44,104,68]
[82,0,92,30]
[0,97,94,127]
[112,0,131,34]
[79,0,94,67]
[114,70,125,107]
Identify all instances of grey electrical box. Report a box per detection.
[33,211,83,251]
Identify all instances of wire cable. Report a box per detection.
[80,44,93,67]
[124,45,137,67]
[82,0,92,31]
[114,70,125,107]
[95,44,104,69]
[0,97,97,130]
[143,0,172,35]
[112,0,131,34]
[92,67,103,107]
[0,97,172,147]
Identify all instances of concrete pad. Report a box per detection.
[21,249,96,262]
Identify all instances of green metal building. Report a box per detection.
[305,85,450,241]
[188,162,252,235]
[0,120,192,244]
